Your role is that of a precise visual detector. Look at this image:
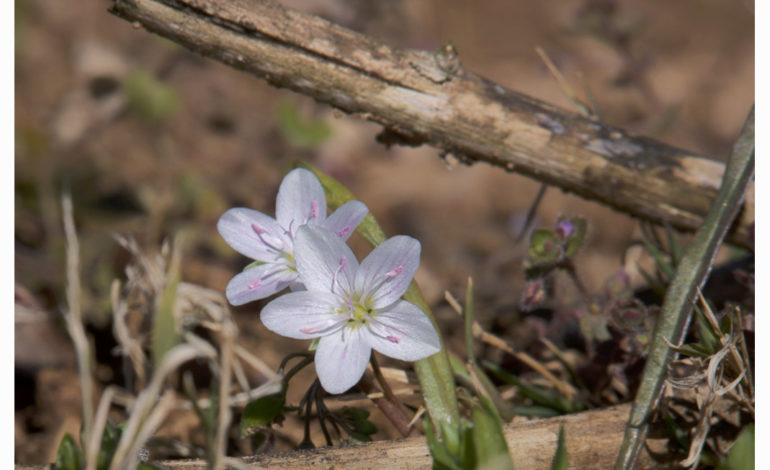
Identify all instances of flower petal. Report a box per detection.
[217,208,288,261]
[225,263,296,306]
[321,200,369,240]
[355,235,420,308]
[315,328,371,394]
[275,168,327,231]
[261,291,346,339]
[294,225,358,295]
[368,300,441,361]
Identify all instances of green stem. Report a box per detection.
[614,106,754,469]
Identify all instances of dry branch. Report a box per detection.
[110,0,753,248]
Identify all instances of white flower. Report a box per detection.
[217,168,368,306]
[260,225,441,394]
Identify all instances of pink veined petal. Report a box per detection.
[294,226,358,295]
[217,208,289,261]
[367,300,441,361]
[355,235,420,309]
[321,200,369,241]
[315,328,371,394]
[275,168,327,232]
[225,263,297,306]
[260,291,346,339]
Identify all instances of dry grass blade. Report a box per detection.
[535,46,594,118]
[61,193,95,447]
[108,343,215,470]
[677,342,746,468]
[213,321,236,470]
[444,291,577,401]
[111,278,148,389]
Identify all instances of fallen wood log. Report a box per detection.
[16,404,665,469]
[110,0,753,249]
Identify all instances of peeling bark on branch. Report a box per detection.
[109,0,753,248]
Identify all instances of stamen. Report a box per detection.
[331,256,347,294]
[250,224,284,253]
[337,226,351,238]
[386,265,403,278]
[386,335,400,344]
[310,200,319,218]
[248,279,261,290]
[300,327,316,334]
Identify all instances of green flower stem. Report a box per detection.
[614,106,754,469]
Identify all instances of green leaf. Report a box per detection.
[240,392,286,438]
[719,424,754,470]
[424,418,464,470]
[550,425,568,470]
[151,237,183,369]
[336,407,378,443]
[54,433,83,470]
[560,217,587,258]
[276,100,332,149]
[123,69,179,124]
[97,420,123,470]
[662,411,690,452]
[510,405,561,418]
[528,228,561,264]
[471,397,514,470]
[672,342,713,359]
[638,230,675,280]
[578,312,612,343]
[484,361,582,415]
[137,463,163,470]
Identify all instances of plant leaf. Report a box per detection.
[471,397,514,470]
[240,392,286,438]
[718,424,754,470]
[54,433,82,470]
[550,425,568,470]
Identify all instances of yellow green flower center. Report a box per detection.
[344,296,375,329]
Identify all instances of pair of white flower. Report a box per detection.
[218,169,441,394]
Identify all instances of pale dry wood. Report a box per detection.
[109,0,753,248]
[15,404,665,469]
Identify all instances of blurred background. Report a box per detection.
[15,0,753,464]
